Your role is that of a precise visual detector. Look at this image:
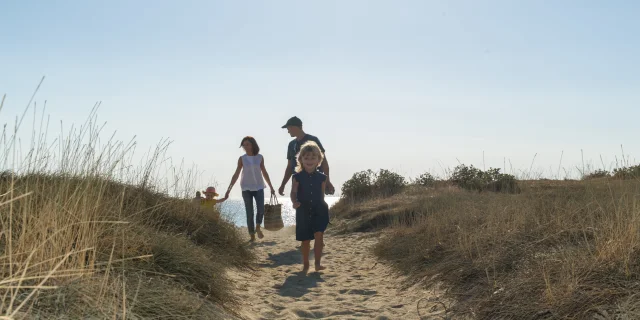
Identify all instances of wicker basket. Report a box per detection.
[264,194,284,231]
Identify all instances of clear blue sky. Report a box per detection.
[2,0,639,197]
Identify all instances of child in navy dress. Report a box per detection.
[290,141,330,273]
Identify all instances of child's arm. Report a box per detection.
[291,177,300,209]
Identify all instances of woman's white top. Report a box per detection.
[240,154,266,191]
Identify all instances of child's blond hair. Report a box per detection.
[295,141,324,173]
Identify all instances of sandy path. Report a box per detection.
[229,227,449,320]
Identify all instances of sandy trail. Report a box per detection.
[229,226,449,320]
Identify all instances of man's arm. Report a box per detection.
[321,154,330,181]
[313,136,334,195]
[321,154,335,195]
[278,160,294,196]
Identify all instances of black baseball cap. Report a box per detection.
[281,116,302,128]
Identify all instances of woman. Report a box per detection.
[225,136,276,241]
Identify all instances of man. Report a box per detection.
[278,116,335,196]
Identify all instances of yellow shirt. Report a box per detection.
[199,196,221,219]
[200,198,220,208]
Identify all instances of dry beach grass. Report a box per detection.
[332,178,640,319]
[0,100,254,319]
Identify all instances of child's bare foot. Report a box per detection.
[315,263,326,272]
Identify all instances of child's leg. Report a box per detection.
[301,240,311,272]
[313,232,326,271]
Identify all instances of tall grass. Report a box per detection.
[1,94,252,319]
[333,173,640,319]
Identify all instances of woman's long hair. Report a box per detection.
[239,136,260,155]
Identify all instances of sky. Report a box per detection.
[1,0,639,197]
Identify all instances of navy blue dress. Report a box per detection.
[293,170,330,241]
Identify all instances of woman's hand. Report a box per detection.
[292,201,301,209]
[270,188,276,196]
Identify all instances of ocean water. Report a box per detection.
[217,197,341,227]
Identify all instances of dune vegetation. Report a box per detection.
[332,164,640,319]
[0,102,253,319]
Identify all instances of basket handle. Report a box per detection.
[269,193,280,205]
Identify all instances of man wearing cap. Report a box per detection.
[278,116,335,196]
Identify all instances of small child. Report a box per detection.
[201,187,227,218]
[290,141,330,273]
[192,191,203,206]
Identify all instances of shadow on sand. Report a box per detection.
[250,241,277,247]
[278,272,325,298]
[257,249,301,268]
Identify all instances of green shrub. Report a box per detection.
[613,165,640,180]
[583,169,611,180]
[450,164,519,193]
[413,172,436,187]
[341,169,407,201]
[341,169,376,200]
[374,169,406,196]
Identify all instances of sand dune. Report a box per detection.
[229,226,451,320]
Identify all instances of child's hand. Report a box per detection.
[292,201,301,209]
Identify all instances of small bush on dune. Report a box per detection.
[413,172,436,187]
[374,169,406,197]
[583,169,611,180]
[340,169,376,200]
[450,164,519,193]
[613,164,640,180]
[341,169,407,201]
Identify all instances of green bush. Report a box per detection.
[341,169,376,200]
[450,164,519,193]
[341,169,407,201]
[374,169,406,196]
[413,172,436,187]
[583,169,611,180]
[613,165,640,180]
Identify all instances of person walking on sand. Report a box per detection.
[225,136,277,242]
[278,116,335,196]
[290,141,330,273]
